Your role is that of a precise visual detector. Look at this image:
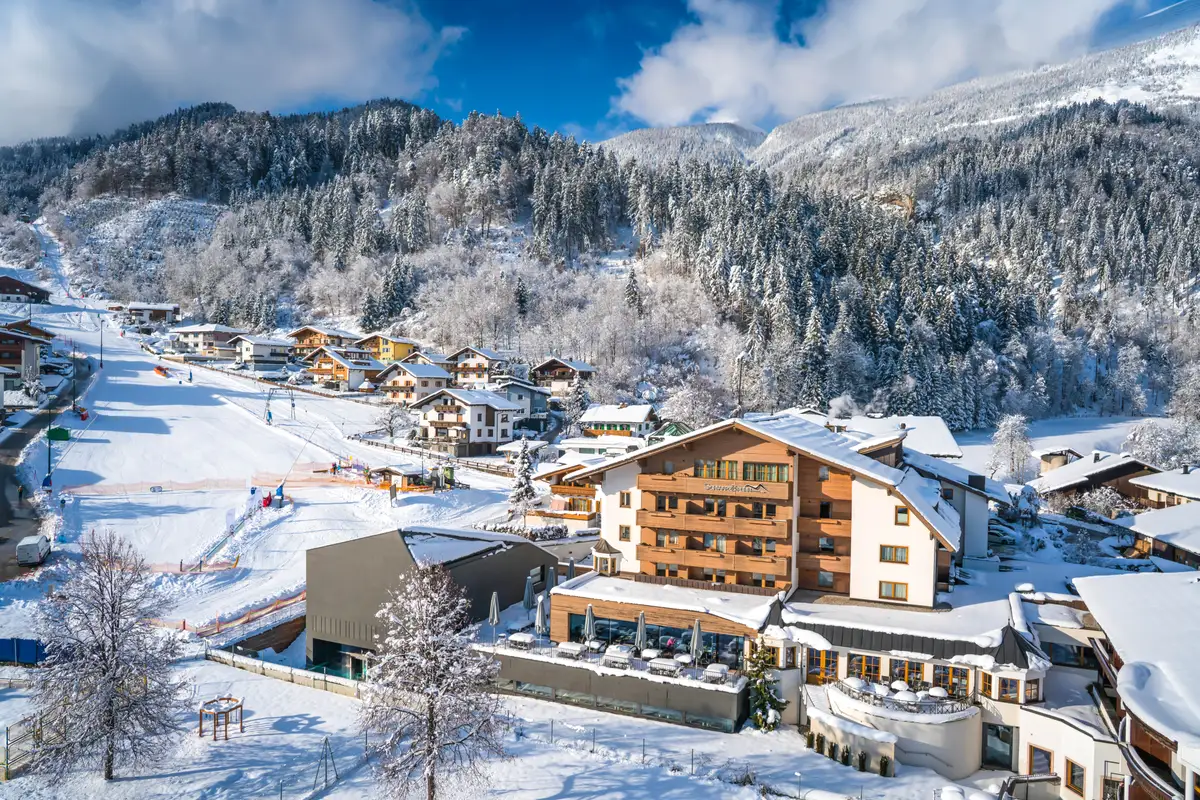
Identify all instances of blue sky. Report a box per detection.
[2,0,1200,145]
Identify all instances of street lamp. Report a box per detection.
[794,771,802,798]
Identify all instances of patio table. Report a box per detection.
[508,632,535,649]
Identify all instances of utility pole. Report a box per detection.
[99,313,104,369]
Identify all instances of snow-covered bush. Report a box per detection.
[478,522,568,541]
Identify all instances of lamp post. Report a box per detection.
[99,312,103,369]
[794,771,802,798]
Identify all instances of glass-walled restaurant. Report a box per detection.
[567,613,746,670]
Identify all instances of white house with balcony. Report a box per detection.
[412,388,520,457]
[229,335,292,370]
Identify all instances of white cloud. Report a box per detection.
[0,0,462,145]
[615,0,1145,127]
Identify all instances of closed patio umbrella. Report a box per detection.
[635,611,647,652]
[583,604,596,642]
[488,591,500,645]
[522,574,534,611]
[566,557,576,580]
[547,564,558,590]
[535,594,548,638]
[690,619,703,662]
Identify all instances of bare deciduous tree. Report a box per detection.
[32,530,189,781]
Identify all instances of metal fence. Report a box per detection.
[0,639,45,666]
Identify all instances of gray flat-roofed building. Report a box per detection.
[306,525,558,679]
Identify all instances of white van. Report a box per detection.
[15,535,50,567]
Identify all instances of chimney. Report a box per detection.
[1093,452,1102,463]
[968,475,985,491]
[898,422,907,430]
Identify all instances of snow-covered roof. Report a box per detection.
[0,365,20,375]
[451,345,506,362]
[497,439,550,453]
[1129,504,1200,556]
[1129,467,1200,501]
[378,361,451,381]
[398,525,533,568]
[553,572,777,630]
[495,377,551,395]
[127,302,179,311]
[533,452,607,481]
[286,325,362,340]
[559,435,646,449]
[532,357,596,374]
[229,335,292,347]
[896,469,963,553]
[1074,571,1200,756]
[172,324,248,335]
[827,414,963,459]
[903,449,1010,505]
[404,350,452,364]
[1032,447,1083,459]
[1029,450,1156,494]
[355,332,419,346]
[314,347,385,371]
[415,388,521,411]
[580,404,657,424]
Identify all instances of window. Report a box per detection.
[819,501,832,519]
[656,532,669,547]
[879,581,908,602]
[806,649,839,685]
[703,498,726,516]
[1065,760,1085,796]
[941,487,954,501]
[668,564,680,577]
[880,545,909,563]
[934,665,969,694]
[656,563,668,577]
[751,572,776,588]
[715,535,727,553]
[1025,678,1040,703]
[528,565,544,583]
[501,429,508,438]
[817,466,830,482]
[980,672,993,698]
[849,654,881,682]
[998,678,1019,702]
[891,659,923,685]
[818,570,834,588]
[487,429,494,437]
[818,536,835,552]
[695,459,737,479]
[742,463,789,482]
[619,526,631,542]
[1046,642,1100,669]
[477,413,483,421]
[1028,745,1053,776]
[656,495,668,512]
[619,492,631,508]
[895,507,910,525]
[663,460,674,474]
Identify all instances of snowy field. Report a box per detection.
[956,415,1145,477]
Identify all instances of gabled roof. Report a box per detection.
[172,323,248,335]
[413,388,521,411]
[1129,467,1200,501]
[403,350,453,364]
[1032,446,1084,459]
[904,449,1010,505]
[450,345,506,362]
[377,361,451,381]
[312,346,385,371]
[127,302,179,311]
[286,325,362,340]
[1029,450,1158,494]
[229,335,292,347]
[0,274,48,293]
[1129,504,1200,557]
[532,357,596,374]
[648,420,694,438]
[354,332,420,347]
[580,404,657,424]
[495,377,551,395]
[821,414,963,459]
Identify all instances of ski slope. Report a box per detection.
[0,225,512,635]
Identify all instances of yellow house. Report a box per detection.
[354,332,420,363]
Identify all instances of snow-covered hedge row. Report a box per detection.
[478,522,569,541]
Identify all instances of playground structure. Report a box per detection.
[198,696,244,741]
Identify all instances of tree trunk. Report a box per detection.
[103,736,114,780]
[426,702,436,800]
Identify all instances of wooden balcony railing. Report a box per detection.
[635,509,791,538]
[635,545,791,576]
[550,483,596,498]
[637,473,793,502]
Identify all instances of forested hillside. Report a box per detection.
[2,33,1199,431]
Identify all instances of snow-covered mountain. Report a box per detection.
[601,122,766,166]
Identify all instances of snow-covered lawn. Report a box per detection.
[956,416,1145,477]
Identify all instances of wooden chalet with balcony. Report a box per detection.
[306,346,386,390]
[286,325,363,359]
[412,388,521,456]
[353,332,420,363]
[530,357,596,397]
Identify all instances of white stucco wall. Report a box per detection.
[598,461,643,572]
[1018,701,1124,800]
[961,491,990,559]
[849,479,939,608]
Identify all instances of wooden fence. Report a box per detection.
[348,435,514,478]
[152,590,306,639]
[205,649,365,699]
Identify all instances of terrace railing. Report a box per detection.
[833,679,975,715]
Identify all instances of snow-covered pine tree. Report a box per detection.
[625,269,644,318]
[563,375,590,437]
[745,637,787,732]
[986,413,1033,482]
[361,565,506,800]
[513,275,529,318]
[508,437,536,514]
[795,305,827,409]
[31,530,188,780]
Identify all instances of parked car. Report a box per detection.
[16,535,50,566]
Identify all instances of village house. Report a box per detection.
[1029,450,1159,506]
[229,335,293,371]
[522,456,603,533]
[448,346,509,389]
[126,302,181,325]
[1129,465,1200,508]
[494,376,550,430]
[412,388,521,456]
[1127,503,1200,569]
[646,420,694,447]
[0,327,50,375]
[375,361,451,406]
[353,332,420,363]
[1033,447,1084,476]
[579,403,659,437]
[497,438,556,465]
[1075,571,1200,800]
[286,325,363,360]
[307,346,385,390]
[0,275,49,304]
[171,323,248,356]
[0,365,22,391]
[2,317,55,342]
[530,357,597,397]
[803,412,965,460]
[557,435,646,458]
[306,526,557,680]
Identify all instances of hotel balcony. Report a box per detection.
[635,509,791,538]
[635,544,791,576]
[550,483,596,498]
[637,473,793,502]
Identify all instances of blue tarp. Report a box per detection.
[0,638,46,665]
